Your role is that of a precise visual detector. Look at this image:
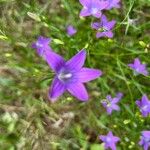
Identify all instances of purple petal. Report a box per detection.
[116,92,123,99]
[97,0,109,10]
[80,8,91,17]
[106,95,112,101]
[99,135,106,141]
[108,131,113,136]
[104,31,114,38]
[136,100,141,107]
[67,83,88,101]
[91,22,101,30]
[134,58,141,66]
[31,43,37,49]
[143,144,149,150]
[139,138,143,145]
[110,143,117,150]
[79,0,90,7]
[66,50,86,70]
[45,51,65,73]
[105,20,116,30]
[49,78,66,102]
[106,0,120,10]
[142,111,149,117]
[128,63,134,69]
[96,32,105,38]
[93,11,102,18]
[107,107,113,114]
[101,15,108,24]
[76,67,102,83]
[67,25,77,36]
[101,101,107,107]
[111,98,120,103]
[142,95,149,104]
[32,36,52,57]
[111,104,120,111]
[113,136,120,142]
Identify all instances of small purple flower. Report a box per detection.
[99,131,120,150]
[45,49,102,102]
[101,92,123,115]
[105,0,121,10]
[128,58,148,76]
[67,25,77,36]
[91,15,116,38]
[139,131,150,150]
[79,0,108,18]
[32,36,52,57]
[136,95,150,117]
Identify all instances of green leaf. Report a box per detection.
[53,39,64,45]
[27,12,41,22]
[0,35,8,40]
[90,144,104,150]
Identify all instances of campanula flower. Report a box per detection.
[128,58,148,76]
[99,131,120,150]
[67,25,77,36]
[45,49,102,102]
[105,0,120,10]
[32,36,52,57]
[101,92,123,115]
[91,15,116,38]
[136,95,150,117]
[79,0,108,18]
[139,131,150,150]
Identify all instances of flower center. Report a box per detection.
[98,27,108,32]
[142,105,148,111]
[36,42,43,48]
[106,137,111,143]
[58,72,72,82]
[91,8,98,14]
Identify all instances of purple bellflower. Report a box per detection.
[99,131,120,150]
[136,95,150,117]
[105,0,120,10]
[128,58,148,76]
[32,36,52,57]
[45,49,102,102]
[67,25,77,36]
[79,0,108,18]
[139,131,150,150]
[101,92,123,115]
[91,15,116,38]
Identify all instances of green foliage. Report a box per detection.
[0,0,150,149]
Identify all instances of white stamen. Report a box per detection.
[142,105,148,111]
[58,73,72,81]
[36,42,43,48]
[91,8,98,14]
[106,137,111,142]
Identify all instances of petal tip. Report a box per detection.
[48,93,58,103]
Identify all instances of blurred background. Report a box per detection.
[0,0,150,149]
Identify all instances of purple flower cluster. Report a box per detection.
[139,131,150,150]
[101,92,123,115]
[31,1,150,150]
[79,0,121,38]
[32,36,52,57]
[99,130,150,150]
[66,25,77,36]
[91,15,116,38]
[128,58,148,76]
[99,131,120,150]
[136,95,150,117]
[32,36,102,102]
